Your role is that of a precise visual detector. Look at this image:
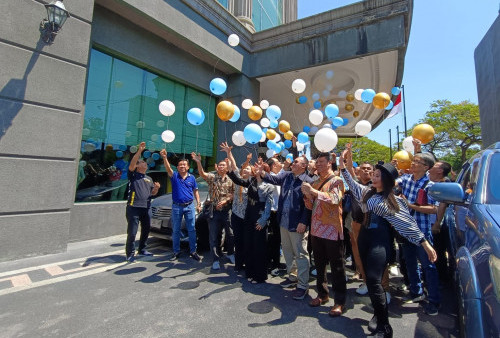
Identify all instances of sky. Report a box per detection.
[297,0,499,147]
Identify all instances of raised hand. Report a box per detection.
[220,142,233,154]
[160,149,167,159]
[246,152,252,161]
[138,142,146,152]
[191,152,201,163]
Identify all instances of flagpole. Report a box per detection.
[389,129,392,160]
[402,84,408,137]
[396,125,400,151]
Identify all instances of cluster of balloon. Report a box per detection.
[314,128,338,152]
[216,100,235,121]
[412,123,435,144]
[393,150,413,170]
[355,120,372,136]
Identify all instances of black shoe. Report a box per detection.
[126,254,135,263]
[368,315,377,333]
[171,252,181,260]
[190,252,201,261]
[137,250,153,256]
[370,324,393,338]
[424,302,440,316]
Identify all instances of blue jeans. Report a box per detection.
[402,240,441,305]
[171,202,197,254]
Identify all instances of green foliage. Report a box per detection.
[335,137,391,165]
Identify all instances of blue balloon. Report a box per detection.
[313,101,322,109]
[267,140,276,149]
[278,142,285,151]
[262,128,268,133]
[143,151,151,159]
[385,101,394,110]
[286,153,294,161]
[149,162,155,168]
[116,151,123,158]
[152,153,160,160]
[342,118,349,126]
[209,78,227,95]
[332,116,344,127]
[118,145,127,151]
[299,96,307,104]
[269,119,278,129]
[353,162,358,168]
[266,105,281,120]
[297,132,309,144]
[284,140,292,148]
[187,108,205,125]
[303,126,310,133]
[391,86,401,96]
[332,125,337,130]
[188,168,194,173]
[325,104,339,119]
[243,123,262,144]
[361,89,376,104]
[229,105,240,122]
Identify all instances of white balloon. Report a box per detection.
[309,109,324,126]
[326,70,334,79]
[129,145,138,153]
[232,131,246,146]
[266,149,276,159]
[354,89,364,101]
[151,134,159,142]
[242,99,253,109]
[260,118,270,128]
[310,126,319,135]
[82,128,90,136]
[156,120,165,128]
[355,120,372,136]
[228,34,240,47]
[338,90,347,98]
[260,100,270,109]
[161,130,175,143]
[83,143,96,153]
[273,134,281,142]
[281,149,289,157]
[292,79,306,94]
[297,143,305,151]
[259,132,266,143]
[323,123,332,129]
[402,136,415,153]
[136,121,145,129]
[124,130,132,138]
[159,100,175,116]
[314,128,338,152]
[312,92,320,101]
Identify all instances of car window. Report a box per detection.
[486,153,500,204]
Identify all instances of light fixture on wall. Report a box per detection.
[39,0,70,43]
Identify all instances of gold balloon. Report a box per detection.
[216,100,235,121]
[284,130,294,140]
[345,103,354,112]
[353,111,360,118]
[372,92,391,109]
[346,93,355,102]
[248,105,263,121]
[279,120,290,133]
[393,150,414,170]
[412,123,435,144]
[266,129,277,140]
[295,97,301,104]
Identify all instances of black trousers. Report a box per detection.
[125,206,150,257]
[434,223,451,284]
[311,235,346,305]
[267,211,281,269]
[231,213,246,270]
[244,201,268,282]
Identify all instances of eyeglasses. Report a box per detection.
[412,160,427,166]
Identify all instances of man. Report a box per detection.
[160,150,201,261]
[266,157,284,276]
[302,153,346,316]
[260,156,314,300]
[397,152,441,315]
[192,153,234,270]
[125,142,160,262]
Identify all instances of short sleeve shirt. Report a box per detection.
[127,170,155,208]
[171,172,198,204]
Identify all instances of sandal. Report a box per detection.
[309,296,329,307]
[329,304,345,317]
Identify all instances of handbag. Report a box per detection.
[201,196,213,219]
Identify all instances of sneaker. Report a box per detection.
[397,283,408,292]
[137,250,153,256]
[310,268,317,277]
[292,287,308,300]
[356,283,368,295]
[126,254,135,263]
[270,268,280,277]
[388,265,399,277]
[424,302,440,316]
[371,324,393,338]
[385,292,391,305]
[403,293,426,304]
[227,254,235,264]
[346,255,352,264]
[190,252,201,261]
[279,278,298,288]
[170,252,181,260]
[368,315,377,333]
[212,261,220,270]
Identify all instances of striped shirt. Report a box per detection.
[341,169,424,246]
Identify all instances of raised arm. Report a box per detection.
[227,170,251,188]
[343,143,357,178]
[220,142,238,172]
[129,142,146,171]
[160,149,173,177]
[191,152,208,180]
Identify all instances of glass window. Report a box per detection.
[76,49,216,203]
[486,154,500,204]
[253,0,283,32]
[216,0,229,9]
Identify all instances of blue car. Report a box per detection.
[429,143,500,338]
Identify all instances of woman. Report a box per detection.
[339,144,436,338]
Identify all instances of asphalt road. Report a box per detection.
[0,234,459,337]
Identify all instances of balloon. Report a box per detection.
[146,157,154,164]
[156,120,165,128]
[228,33,240,47]
[136,121,145,128]
[346,93,355,102]
[284,139,292,148]
[209,78,227,95]
[284,130,294,140]
[298,96,307,104]
[232,131,246,146]
[361,89,376,103]
[298,132,309,144]
[260,117,270,128]
[260,132,266,143]
[152,153,160,160]
[325,104,339,119]
[151,134,159,142]
[260,100,270,109]
[313,101,321,109]
[391,86,401,96]
[281,149,289,157]
[278,141,285,151]
[243,124,261,144]
[372,92,391,109]
[297,143,304,151]
[119,145,127,151]
[393,150,413,170]
[309,109,324,125]
[314,128,338,152]
[355,120,372,136]
[402,136,415,153]
[266,105,281,120]
[303,126,310,133]
[269,119,278,128]
[273,133,281,142]
[326,70,334,79]
[412,123,435,144]
[342,118,349,126]
[242,99,253,109]
[279,120,290,133]
[248,105,263,120]
[83,143,96,153]
[229,105,240,122]
[129,145,138,153]
[323,123,332,129]
[187,108,205,125]
[353,111,360,118]
[312,92,320,101]
[143,151,151,159]
[266,149,276,159]
[124,130,132,138]
[161,130,175,143]
[322,89,330,98]
[286,153,294,161]
[332,116,344,127]
[216,100,235,121]
[354,88,364,101]
[385,101,394,110]
[353,162,358,168]
[159,100,175,116]
[338,90,347,98]
[345,103,354,112]
[266,129,277,140]
[82,128,90,136]
[116,151,123,158]
[310,126,319,135]
[292,79,306,94]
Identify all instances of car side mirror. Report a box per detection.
[429,182,466,204]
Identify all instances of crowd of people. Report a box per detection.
[124,138,456,338]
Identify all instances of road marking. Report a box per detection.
[0,274,32,287]
[44,263,105,276]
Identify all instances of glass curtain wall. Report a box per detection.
[76,49,216,202]
[253,0,283,31]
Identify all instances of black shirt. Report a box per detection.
[127,170,155,208]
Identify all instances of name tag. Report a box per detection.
[368,222,378,229]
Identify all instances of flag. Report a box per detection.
[387,92,402,119]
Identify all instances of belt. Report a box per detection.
[173,201,193,207]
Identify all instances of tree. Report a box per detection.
[335,137,391,164]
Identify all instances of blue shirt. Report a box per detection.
[171,172,198,204]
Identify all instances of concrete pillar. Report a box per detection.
[233,0,255,33]
[282,0,297,24]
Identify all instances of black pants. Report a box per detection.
[244,201,268,282]
[208,209,233,262]
[267,211,281,270]
[358,219,391,330]
[311,235,346,305]
[434,223,451,284]
[125,206,150,257]
[231,213,246,270]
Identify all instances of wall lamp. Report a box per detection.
[39,0,70,43]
